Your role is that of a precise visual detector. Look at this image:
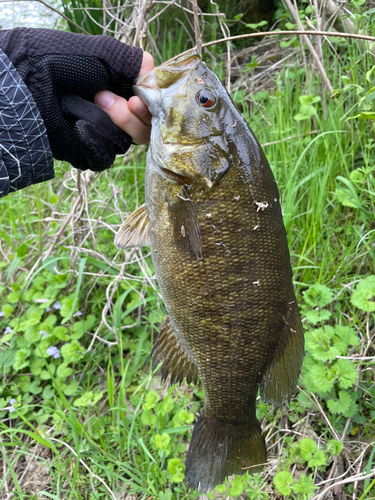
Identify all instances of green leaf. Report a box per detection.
[73,390,104,407]
[7,291,20,303]
[308,450,326,467]
[300,438,317,461]
[53,326,70,341]
[71,314,96,340]
[327,390,351,414]
[229,475,246,496]
[309,364,335,393]
[141,409,156,426]
[305,328,340,361]
[13,348,31,370]
[16,243,29,258]
[155,433,171,450]
[167,458,185,483]
[332,359,357,389]
[352,111,375,120]
[56,362,73,379]
[351,275,375,312]
[24,325,41,343]
[303,284,333,307]
[42,385,55,400]
[0,349,17,367]
[143,390,160,410]
[273,471,293,495]
[63,380,79,396]
[326,440,343,455]
[29,380,43,395]
[29,355,44,375]
[215,484,226,493]
[291,474,318,495]
[60,340,84,363]
[305,309,331,325]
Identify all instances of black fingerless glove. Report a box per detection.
[0,28,143,171]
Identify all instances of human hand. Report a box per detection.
[94,51,154,145]
[0,28,150,171]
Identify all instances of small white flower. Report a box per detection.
[0,312,5,318]
[53,301,62,310]
[46,346,60,359]
[39,330,48,338]
[46,307,51,312]
[73,311,83,317]
[4,326,12,335]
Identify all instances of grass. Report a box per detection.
[1,12,375,500]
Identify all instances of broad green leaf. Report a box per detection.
[167,458,185,483]
[60,340,84,363]
[141,410,156,426]
[155,433,171,450]
[351,276,375,312]
[308,450,326,467]
[24,325,41,343]
[63,380,79,396]
[291,474,318,495]
[333,359,357,389]
[305,328,339,361]
[305,309,331,325]
[309,364,335,393]
[13,348,31,371]
[303,284,333,307]
[300,438,317,461]
[327,390,351,414]
[42,385,55,400]
[326,440,343,455]
[273,471,293,495]
[143,390,160,410]
[215,484,226,493]
[56,362,73,379]
[73,390,104,407]
[229,475,246,496]
[53,326,70,341]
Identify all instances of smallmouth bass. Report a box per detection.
[115,51,304,492]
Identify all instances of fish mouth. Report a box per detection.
[159,166,193,186]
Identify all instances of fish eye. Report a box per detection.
[197,90,216,109]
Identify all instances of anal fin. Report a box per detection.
[260,300,304,406]
[115,203,150,249]
[152,316,198,385]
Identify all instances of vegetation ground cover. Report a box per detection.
[0,1,374,499]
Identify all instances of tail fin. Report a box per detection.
[185,415,267,492]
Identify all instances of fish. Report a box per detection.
[115,50,304,492]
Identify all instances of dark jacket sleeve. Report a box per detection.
[0,48,54,198]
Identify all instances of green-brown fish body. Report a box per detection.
[115,51,304,492]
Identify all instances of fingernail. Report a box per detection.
[95,91,115,109]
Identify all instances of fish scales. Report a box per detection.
[115,50,304,492]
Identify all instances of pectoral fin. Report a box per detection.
[260,301,304,406]
[152,316,199,385]
[166,188,202,260]
[114,203,150,249]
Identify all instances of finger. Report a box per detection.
[139,51,154,76]
[128,95,152,126]
[94,90,151,145]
